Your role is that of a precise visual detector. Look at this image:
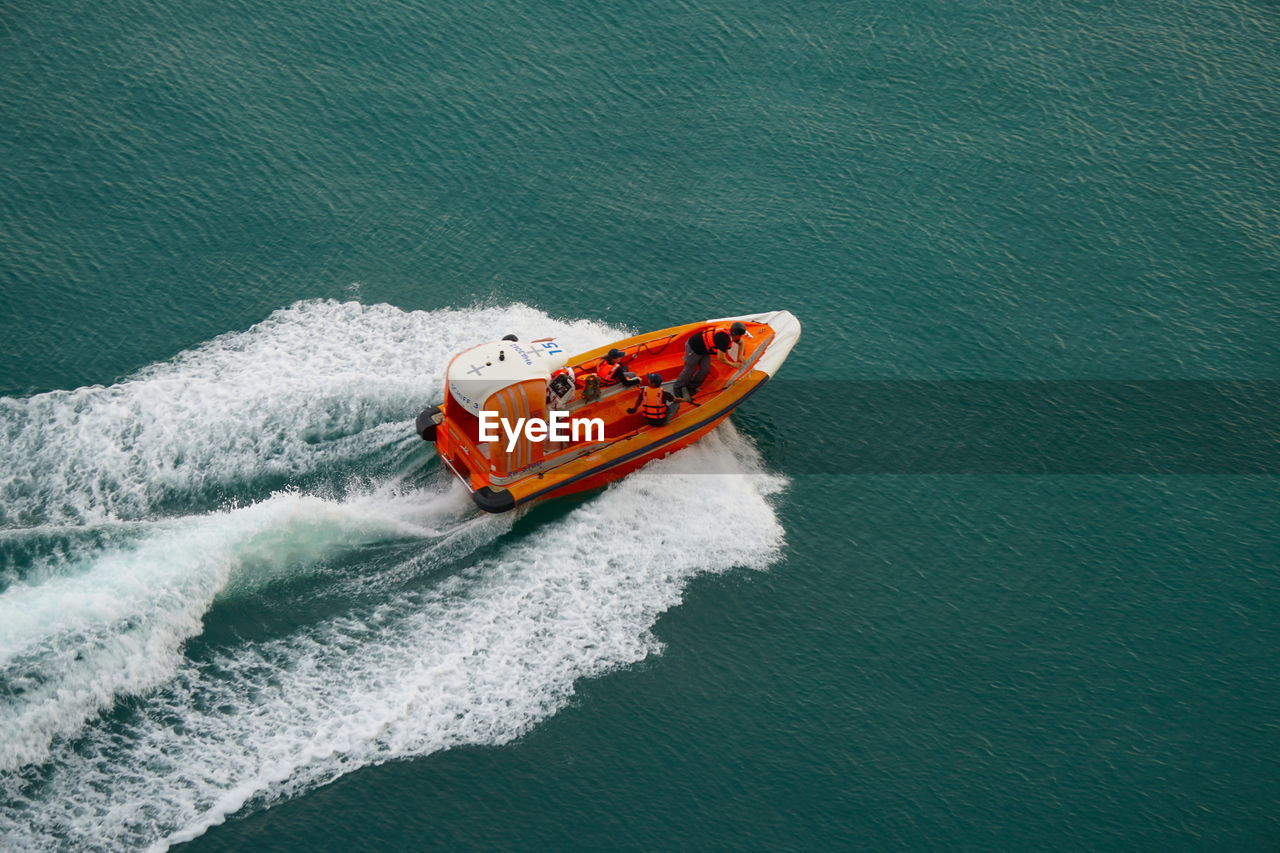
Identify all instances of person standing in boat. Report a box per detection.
[671,321,750,402]
[595,348,641,387]
[628,373,679,426]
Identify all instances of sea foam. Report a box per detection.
[0,300,619,527]
[0,302,786,851]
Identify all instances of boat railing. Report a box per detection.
[722,328,774,386]
[572,333,679,374]
[629,333,677,359]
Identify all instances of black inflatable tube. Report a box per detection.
[416,406,441,441]
[472,486,517,513]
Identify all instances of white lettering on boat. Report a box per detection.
[478,411,606,452]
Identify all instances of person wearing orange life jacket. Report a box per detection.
[627,373,678,426]
[671,321,751,402]
[594,348,641,387]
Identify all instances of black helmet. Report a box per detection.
[729,321,748,337]
[606,348,625,361]
[647,372,663,386]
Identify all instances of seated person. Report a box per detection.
[595,348,641,387]
[546,367,579,410]
[627,373,679,426]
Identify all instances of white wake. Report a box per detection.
[0,300,621,527]
[0,302,787,852]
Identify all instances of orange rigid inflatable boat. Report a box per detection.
[415,311,801,512]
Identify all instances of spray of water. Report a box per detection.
[0,300,620,527]
[0,301,786,851]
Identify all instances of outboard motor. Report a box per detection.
[415,405,443,441]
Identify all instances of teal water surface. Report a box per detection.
[2,0,1277,849]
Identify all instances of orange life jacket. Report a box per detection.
[597,360,621,384]
[640,386,668,420]
[701,326,729,353]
